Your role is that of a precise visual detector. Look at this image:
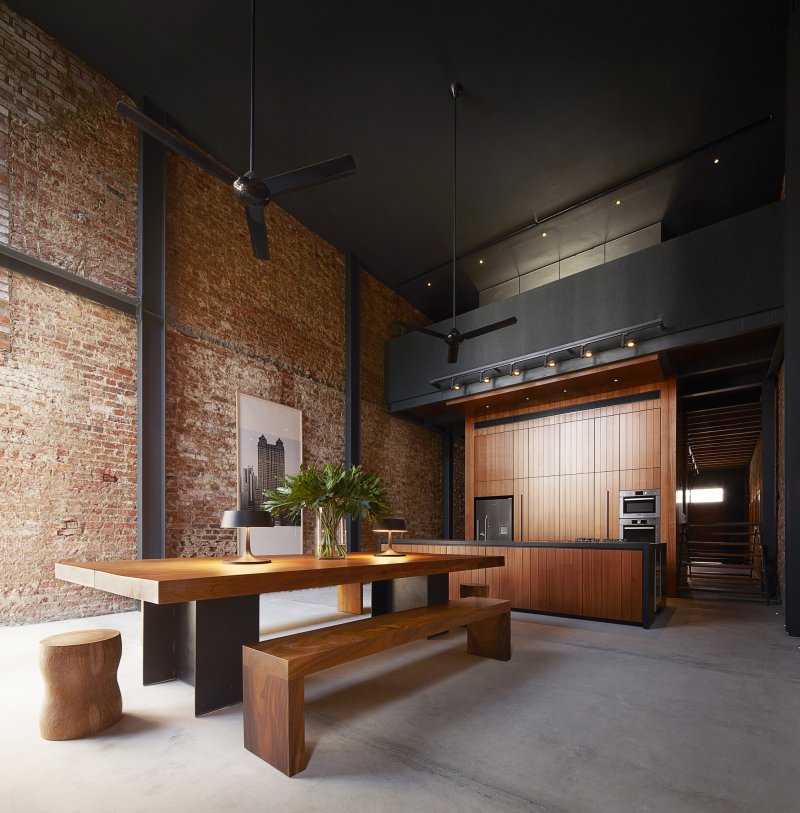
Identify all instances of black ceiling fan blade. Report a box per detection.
[395,321,448,339]
[116,101,238,186]
[263,155,356,196]
[459,317,518,342]
[447,342,460,364]
[245,205,270,260]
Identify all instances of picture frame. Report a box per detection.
[236,392,303,555]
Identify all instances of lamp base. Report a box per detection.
[374,545,406,557]
[224,551,272,565]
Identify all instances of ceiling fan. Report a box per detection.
[116,0,355,261]
[398,82,516,364]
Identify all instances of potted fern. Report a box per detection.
[262,463,390,558]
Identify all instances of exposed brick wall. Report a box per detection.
[164,154,349,556]
[453,436,465,539]
[0,275,137,623]
[359,269,443,547]
[1,2,446,621]
[0,4,137,294]
[0,268,9,354]
[0,4,138,623]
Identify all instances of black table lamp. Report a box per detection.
[221,509,274,565]
[373,518,408,557]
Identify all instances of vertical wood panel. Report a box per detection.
[660,378,678,597]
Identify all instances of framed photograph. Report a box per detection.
[237,392,303,555]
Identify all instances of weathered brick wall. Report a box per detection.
[0,275,138,622]
[0,3,138,623]
[1,2,446,621]
[359,269,443,548]
[453,436,465,539]
[0,4,137,292]
[164,155,348,556]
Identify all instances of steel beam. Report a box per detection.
[137,97,166,560]
[785,3,800,634]
[345,252,361,551]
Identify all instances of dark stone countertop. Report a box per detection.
[393,539,666,551]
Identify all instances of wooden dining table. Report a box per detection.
[56,551,504,715]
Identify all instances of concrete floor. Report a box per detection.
[1,590,798,813]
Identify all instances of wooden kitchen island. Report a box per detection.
[387,540,666,628]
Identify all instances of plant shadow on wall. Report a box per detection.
[262,464,390,558]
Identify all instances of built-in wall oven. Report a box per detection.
[619,517,660,543]
[619,488,660,543]
[619,489,660,519]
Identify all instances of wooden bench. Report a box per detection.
[242,596,511,776]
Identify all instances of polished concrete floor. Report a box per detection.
[1,589,798,813]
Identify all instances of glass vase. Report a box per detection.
[315,510,347,559]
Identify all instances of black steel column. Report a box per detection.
[137,97,166,560]
[345,252,361,551]
[761,378,777,599]
[442,428,454,539]
[786,2,800,635]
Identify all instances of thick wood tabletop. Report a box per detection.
[56,552,505,604]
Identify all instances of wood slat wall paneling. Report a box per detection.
[660,378,678,597]
[465,380,675,586]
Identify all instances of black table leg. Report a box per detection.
[372,573,449,615]
[141,595,260,716]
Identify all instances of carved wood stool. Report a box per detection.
[39,629,123,740]
[460,583,490,598]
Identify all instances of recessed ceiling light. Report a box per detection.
[626,339,636,348]
[563,388,568,393]
[481,371,492,383]
[486,405,490,409]
[583,348,593,358]
[547,359,556,368]
[511,365,521,376]
[615,199,622,206]
[451,379,461,391]
[713,157,720,164]
[613,378,620,383]
[478,258,485,264]
[525,397,530,401]
[542,231,548,237]
[426,282,432,287]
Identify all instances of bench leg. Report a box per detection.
[466,611,511,661]
[337,583,363,614]
[243,654,306,776]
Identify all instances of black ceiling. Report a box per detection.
[8,1,789,321]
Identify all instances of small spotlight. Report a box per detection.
[547,358,556,368]
[511,365,522,376]
[426,282,432,287]
[615,199,622,206]
[563,388,568,393]
[542,231,548,237]
[478,258,485,264]
[481,371,492,384]
[451,379,461,391]
[613,378,620,383]
[713,157,720,165]
[525,397,530,401]
[626,338,636,348]
[583,347,593,359]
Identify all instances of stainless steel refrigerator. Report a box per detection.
[474,496,514,542]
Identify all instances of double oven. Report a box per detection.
[619,489,660,544]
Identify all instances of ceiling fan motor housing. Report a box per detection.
[233,171,270,206]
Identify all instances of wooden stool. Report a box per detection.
[39,629,123,740]
[460,583,490,598]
